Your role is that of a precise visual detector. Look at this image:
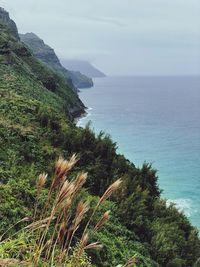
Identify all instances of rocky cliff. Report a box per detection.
[20,32,93,89]
[0,7,19,40]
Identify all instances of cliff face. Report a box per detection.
[20,33,93,89]
[0,7,19,40]
[20,32,61,67]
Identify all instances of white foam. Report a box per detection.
[166,198,197,217]
[76,108,92,127]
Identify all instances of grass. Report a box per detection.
[0,154,127,267]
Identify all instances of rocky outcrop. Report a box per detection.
[20,33,93,89]
[0,7,19,40]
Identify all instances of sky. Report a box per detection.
[1,0,200,75]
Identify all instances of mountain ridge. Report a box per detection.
[20,32,94,89]
[61,58,106,78]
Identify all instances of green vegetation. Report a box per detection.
[0,22,200,266]
[0,156,122,266]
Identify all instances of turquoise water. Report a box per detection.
[77,76,200,230]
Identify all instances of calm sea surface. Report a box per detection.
[77,76,200,229]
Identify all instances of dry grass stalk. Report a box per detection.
[35,156,78,261]
[75,179,122,265]
[53,154,78,187]
[80,232,89,250]
[34,173,47,220]
[2,154,118,266]
[73,233,90,267]
[74,172,87,193]
[19,154,121,266]
[124,256,136,267]
[46,154,78,203]
[81,179,122,240]
[94,210,110,230]
[98,179,122,206]
[74,201,90,228]
[36,173,47,193]
[63,199,72,221]
[44,182,80,259]
[25,216,55,231]
[65,201,90,256]
[55,154,78,176]
[55,183,75,211]
[84,242,103,250]
[0,217,31,241]
[40,155,77,222]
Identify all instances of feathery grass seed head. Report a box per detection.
[52,154,78,190]
[36,173,47,192]
[81,233,89,248]
[84,242,103,251]
[99,179,122,205]
[74,172,87,192]
[74,201,89,227]
[55,154,78,177]
[94,210,110,230]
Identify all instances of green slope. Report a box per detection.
[0,21,200,267]
[0,24,85,119]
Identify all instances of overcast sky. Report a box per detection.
[1,0,200,75]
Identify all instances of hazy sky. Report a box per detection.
[1,0,200,75]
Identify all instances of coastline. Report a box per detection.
[74,75,200,230]
[74,91,93,125]
[73,108,88,125]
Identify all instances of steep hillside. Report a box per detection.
[20,32,93,89]
[0,24,85,119]
[61,59,106,78]
[0,12,200,267]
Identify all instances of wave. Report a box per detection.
[84,107,93,118]
[166,198,197,218]
[76,107,93,127]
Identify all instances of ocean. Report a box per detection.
[77,76,200,230]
